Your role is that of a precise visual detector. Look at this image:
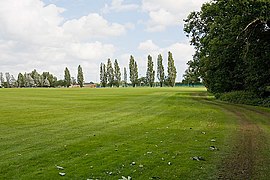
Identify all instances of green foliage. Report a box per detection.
[129,55,138,87]
[100,63,107,87]
[5,72,11,88]
[107,59,114,87]
[217,91,270,107]
[64,67,71,87]
[146,55,155,87]
[167,51,177,87]
[157,54,165,87]
[44,72,57,87]
[184,0,270,96]
[182,59,201,86]
[24,73,34,87]
[0,72,4,87]
[123,67,127,87]
[138,76,147,86]
[43,78,50,87]
[114,59,121,87]
[77,65,84,88]
[17,73,25,87]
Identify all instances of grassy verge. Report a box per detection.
[0,87,264,179]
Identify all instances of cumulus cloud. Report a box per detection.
[142,0,207,32]
[138,40,159,52]
[0,0,206,82]
[0,0,129,81]
[63,13,128,40]
[102,0,139,14]
[68,42,115,60]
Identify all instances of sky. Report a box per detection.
[0,0,208,82]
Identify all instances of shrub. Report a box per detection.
[216,91,270,107]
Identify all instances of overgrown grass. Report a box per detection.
[0,87,267,179]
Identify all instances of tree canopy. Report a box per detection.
[184,0,270,96]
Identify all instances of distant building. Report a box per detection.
[84,83,96,88]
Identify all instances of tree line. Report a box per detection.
[100,51,177,88]
[0,65,84,88]
[0,51,178,88]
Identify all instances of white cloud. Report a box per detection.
[63,13,128,40]
[68,42,115,60]
[102,0,139,14]
[0,0,66,45]
[0,0,206,82]
[0,0,130,81]
[138,40,159,52]
[142,0,208,32]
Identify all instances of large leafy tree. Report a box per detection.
[146,55,155,87]
[182,59,200,86]
[5,72,11,88]
[0,72,4,87]
[64,67,71,87]
[107,59,114,87]
[157,54,165,87]
[129,55,138,87]
[42,72,57,87]
[17,73,25,88]
[167,51,177,87]
[77,65,84,88]
[24,73,35,87]
[114,59,121,87]
[10,75,17,87]
[31,69,40,87]
[184,0,270,96]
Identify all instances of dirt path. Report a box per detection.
[192,93,270,179]
[216,105,264,179]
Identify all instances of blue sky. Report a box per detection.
[0,0,208,82]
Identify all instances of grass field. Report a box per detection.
[0,87,269,179]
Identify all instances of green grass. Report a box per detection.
[0,87,269,179]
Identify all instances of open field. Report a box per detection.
[0,87,269,179]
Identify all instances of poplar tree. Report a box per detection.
[114,59,121,87]
[107,59,114,87]
[100,63,107,87]
[129,55,138,87]
[123,67,127,87]
[146,55,155,87]
[77,65,84,87]
[167,51,177,87]
[64,67,71,87]
[157,54,165,87]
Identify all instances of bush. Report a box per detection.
[216,91,270,107]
